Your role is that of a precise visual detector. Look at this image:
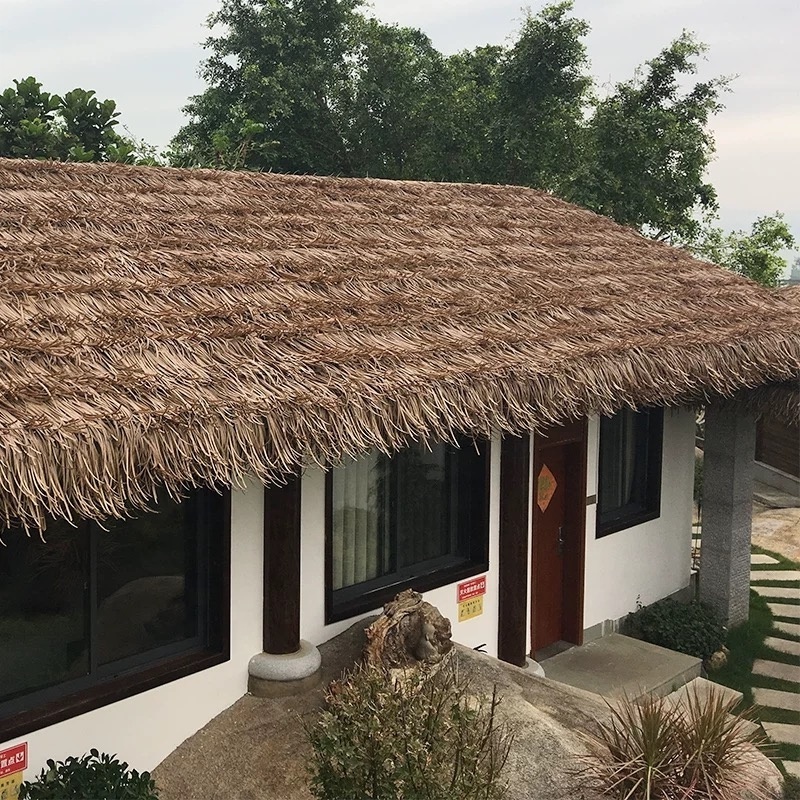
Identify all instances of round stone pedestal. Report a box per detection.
[525,656,546,678]
[248,640,322,698]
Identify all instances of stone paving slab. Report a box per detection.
[765,637,800,657]
[752,687,800,712]
[786,762,800,779]
[762,721,800,746]
[753,659,799,683]
[752,586,799,600]
[767,603,800,620]
[751,553,779,565]
[750,570,800,582]
[775,621,800,637]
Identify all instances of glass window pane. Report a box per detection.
[95,494,199,666]
[395,442,451,568]
[0,521,89,703]
[332,451,383,590]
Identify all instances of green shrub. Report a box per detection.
[307,654,513,800]
[18,749,158,800]
[785,774,800,800]
[583,686,766,799]
[623,599,725,660]
[694,453,704,503]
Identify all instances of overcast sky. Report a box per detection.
[2,0,797,268]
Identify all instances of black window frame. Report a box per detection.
[597,408,664,538]
[0,488,231,743]
[325,438,490,623]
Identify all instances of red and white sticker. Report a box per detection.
[457,576,487,603]
[0,743,27,778]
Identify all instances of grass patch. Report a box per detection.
[711,546,800,776]
[713,590,772,708]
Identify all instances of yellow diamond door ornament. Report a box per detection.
[537,464,557,512]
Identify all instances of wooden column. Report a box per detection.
[263,476,302,655]
[497,433,531,667]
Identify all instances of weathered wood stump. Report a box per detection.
[363,588,452,668]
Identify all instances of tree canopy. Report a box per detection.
[694,213,796,287]
[0,76,151,163]
[171,0,732,244]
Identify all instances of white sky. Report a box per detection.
[1,0,798,267]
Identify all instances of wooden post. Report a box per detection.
[263,476,302,655]
[498,434,531,667]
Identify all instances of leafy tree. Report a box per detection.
[172,1,744,245]
[170,0,362,171]
[498,2,591,192]
[694,213,796,287]
[570,33,730,242]
[0,76,145,163]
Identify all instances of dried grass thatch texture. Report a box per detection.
[0,158,798,527]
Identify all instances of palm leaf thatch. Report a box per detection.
[0,158,798,528]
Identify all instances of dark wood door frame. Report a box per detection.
[531,420,588,650]
[498,433,531,667]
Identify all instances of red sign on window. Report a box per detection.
[457,576,487,603]
[0,743,27,778]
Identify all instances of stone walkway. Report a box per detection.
[749,547,800,780]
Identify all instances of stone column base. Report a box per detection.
[248,640,322,698]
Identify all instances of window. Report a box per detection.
[597,408,663,537]
[0,488,229,740]
[326,437,489,621]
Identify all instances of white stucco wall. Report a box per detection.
[0,481,265,777]
[300,434,502,656]
[582,408,695,630]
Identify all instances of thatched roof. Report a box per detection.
[0,158,798,527]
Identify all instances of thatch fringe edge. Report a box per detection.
[0,334,797,530]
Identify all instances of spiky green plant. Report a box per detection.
[582,684,768,800]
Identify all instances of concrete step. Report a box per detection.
[774,620,800,637]
[751,553,779,565]
[753,659,798,683]
[752,586,798,600]
[762,721,800,746]
[750,570,800,582]
[764,637,800,657]
[538,633,701,700]
[767,603,800,620]
[752,687,800,713]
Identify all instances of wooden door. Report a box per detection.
[531,420,588,656]
[532,445,566,651]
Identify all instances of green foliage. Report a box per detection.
[0,76,153,163]
[497,2,591,192]
[784,774,800,800]
[172,0,735,243]
[694,213,796,287]
[623,599,725,660]
[18,749,158,800]
[583,687,766,799]
[307,654,513,800]
[570,32,729,242]
[694,453,704,504]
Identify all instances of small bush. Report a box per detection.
[784,774,800,800]
[18,749,158,800]
[623,599,725,660]
[583,686,767,799]
[307,653,513,800]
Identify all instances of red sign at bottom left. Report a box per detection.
[0,743,27,779]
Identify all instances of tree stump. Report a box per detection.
[363,589,452,668]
